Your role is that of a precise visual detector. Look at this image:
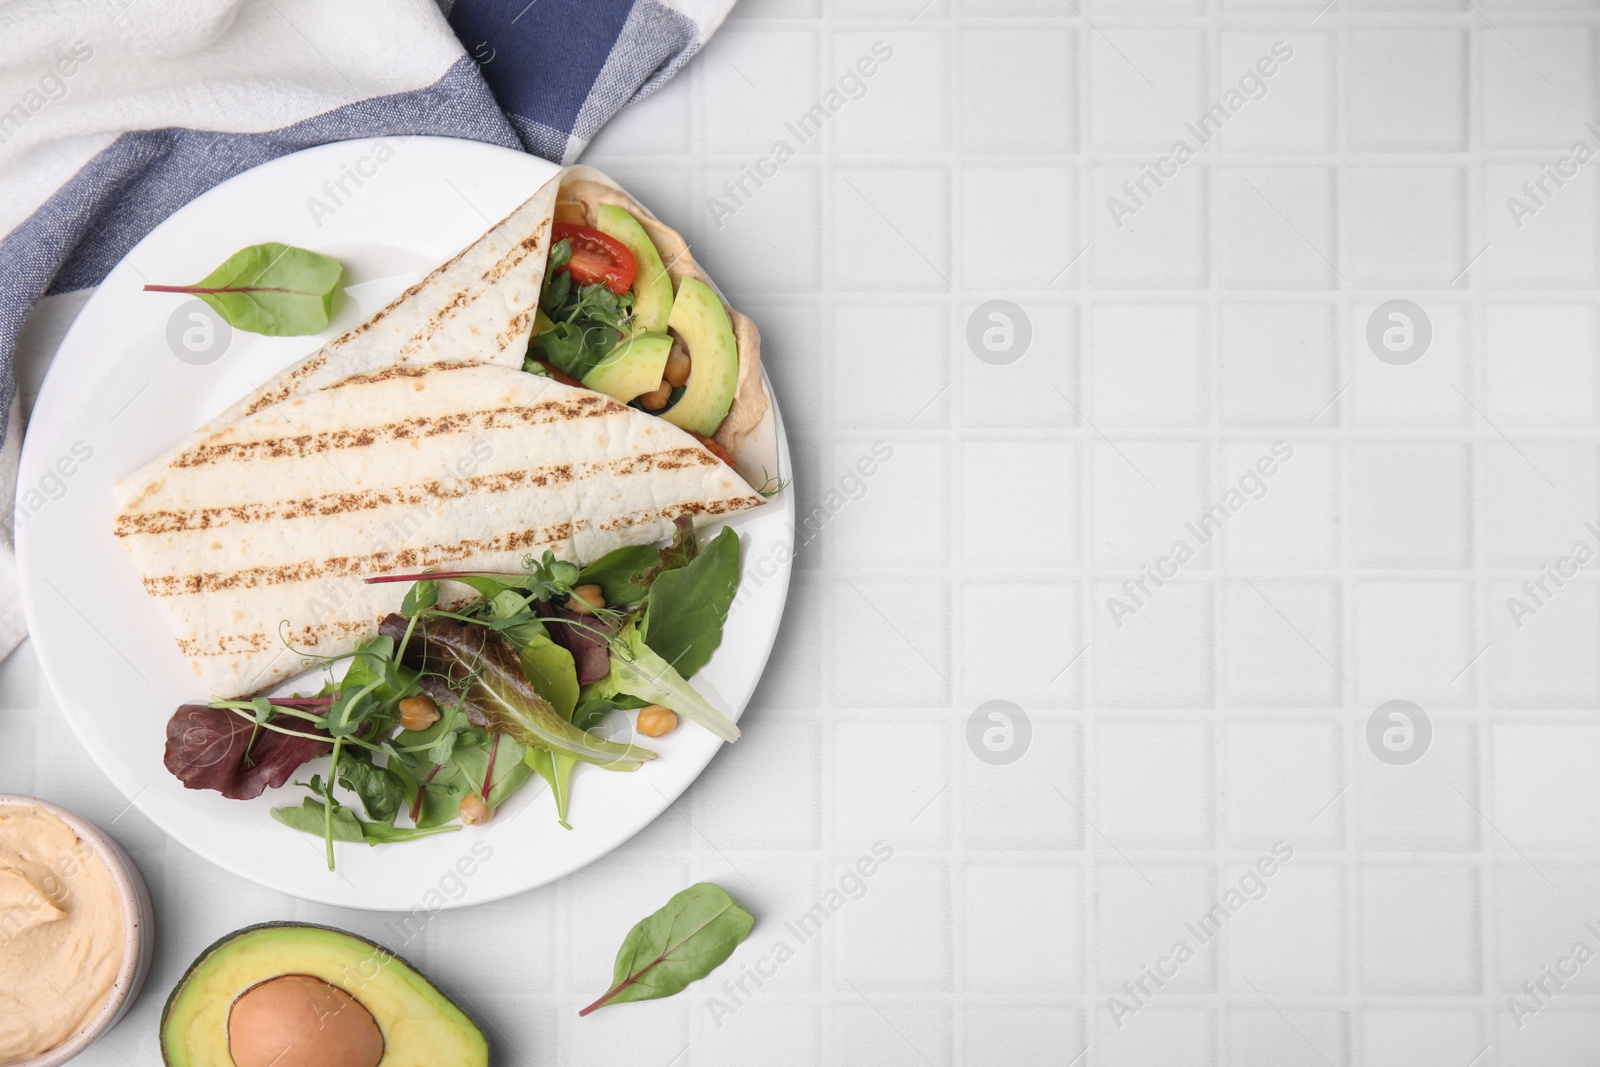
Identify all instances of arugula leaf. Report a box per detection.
[643,527,740,680]
[145,242,343,336]
[378,614,658,770]
[579,883,754,1015]
[592,618,740,742]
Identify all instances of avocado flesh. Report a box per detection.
[662,277,740,436]
[581,331,672,403]
[595,203,674,334]
[161,923,488,1067]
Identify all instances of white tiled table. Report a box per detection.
[6,1,1600,1064]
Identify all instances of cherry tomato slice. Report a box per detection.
[690,431,737,469]
[552,223,636,295]
[533,360,583,387]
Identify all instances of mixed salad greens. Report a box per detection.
[525,232,639,383]
[164,518,743,869]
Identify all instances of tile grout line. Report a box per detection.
[1465,17,1497,1046]
[1075,5,1100,1055]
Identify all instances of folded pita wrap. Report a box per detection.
[115,363,765,698]
[115,167,777,698]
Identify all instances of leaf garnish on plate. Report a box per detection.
[144,242,343,336]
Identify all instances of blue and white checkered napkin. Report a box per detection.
[0,0,732,657]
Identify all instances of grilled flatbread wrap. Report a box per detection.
[114,363,765,698]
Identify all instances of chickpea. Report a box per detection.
[398,696,439,732]
[637,378,672,411]
[567,583,605,616]
[663,347,692,387]
[459,792,491,826]
[636,705,679,738]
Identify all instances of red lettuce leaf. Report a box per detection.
[544,600,618,684]
[163,704,331,800]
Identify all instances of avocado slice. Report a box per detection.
[595,204,674,334]
[662,278,740,436]
[161,923,488,1067]
[581,331,672,403]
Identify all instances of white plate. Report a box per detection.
[15,137,793,910]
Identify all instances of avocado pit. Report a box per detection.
[226,973,384,1067]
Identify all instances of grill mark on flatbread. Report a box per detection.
[140,496,758,598]
[593,498,753,533]
[142,520,576,597]
[482,230,549,286]
[495,308,533,353]
[177,618,374,659]
[171,394,618,469]
[322,360,486,390]
[115,447,722,536]
[243,355,329,418]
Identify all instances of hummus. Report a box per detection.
[0,805,124,1064]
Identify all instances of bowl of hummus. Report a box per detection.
[0,795,154,1067]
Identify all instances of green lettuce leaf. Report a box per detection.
[592,619,740,742]
[643,526,740,680]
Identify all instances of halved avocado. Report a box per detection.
[582,331,672,403]
[160,923,488,1067]
[662,278,740,436]
[595,204,675,334]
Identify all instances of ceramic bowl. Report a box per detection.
[0,794,155,1067]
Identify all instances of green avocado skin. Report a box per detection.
[160,921,490,1067]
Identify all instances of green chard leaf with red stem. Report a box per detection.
[145,242,343,336]
[580,883,754,1016]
